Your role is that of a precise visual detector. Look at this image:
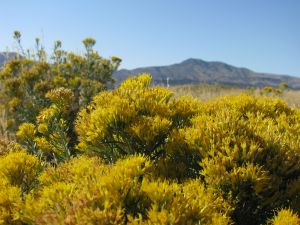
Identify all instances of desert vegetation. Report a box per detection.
[0,33,300,225]
[171,83,300,108]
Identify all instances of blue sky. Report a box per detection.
[1,0,299,76]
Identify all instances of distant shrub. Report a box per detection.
[259,82,289,97]
[0,32,121,132]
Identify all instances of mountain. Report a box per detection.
[114,58,300,89]
[0,52,19,66]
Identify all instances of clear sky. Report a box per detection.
[1,0,299,76]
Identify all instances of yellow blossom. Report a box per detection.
[16,123,36,141]
[45,87,74,109]
[37,123,48,134]
[34,137,52,153]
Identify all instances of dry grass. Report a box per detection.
[281,90,300,108]
[170,84,244,101]
[171,84,300,108]
[0,108,12,139]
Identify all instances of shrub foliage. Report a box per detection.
[0,34,121,133]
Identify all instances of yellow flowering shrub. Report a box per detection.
[45,87,74,112]
[268,208,300,225]
[16,155,230,224]
[182,95,300,225]
[1,60,52,130]
[20,155,149,224]
[129,179,230,225]
[0,150,41,190]
[16,123,36,141]
[17,88,77,164]
[16,123,36,154]
[38,155,105,186]
[0,33,121,132]
[0,184,22,225]
[0,149,42,224]
[76,74,202,179]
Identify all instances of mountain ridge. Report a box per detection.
[2,53,300,89]
[114,58,300,89]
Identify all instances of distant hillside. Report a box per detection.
[114,58,300,89]
[0,52,18,66]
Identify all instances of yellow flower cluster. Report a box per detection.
[0,184,22,224]
[16,123,35,141]
[34,137,52,153]
[0,150,41,187]
[17,102,72,162]
[269,208,300,225]
[76,74,201,163]
[0,154,227,225]
[129,115,172,143]
[45,87,74,111]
